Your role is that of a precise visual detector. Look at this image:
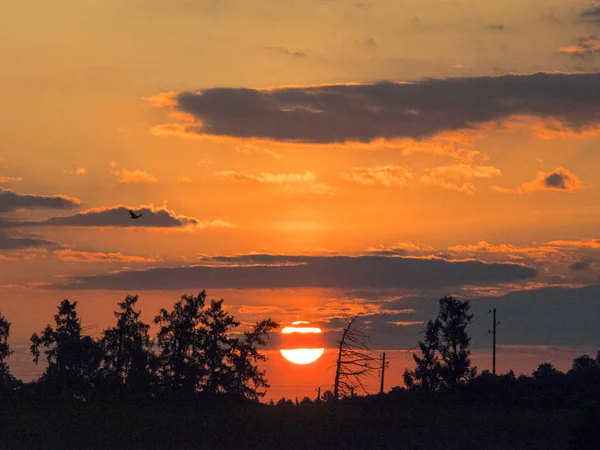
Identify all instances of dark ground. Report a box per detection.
[1,402,598,450]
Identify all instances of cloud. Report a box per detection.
[2,205,233,230]
[215,170,317,185]
[149,73,600,144]
[53,249,158,263]
[340,165,414,187]
[493,167,583,194]
[0,189,81,212]
[560,36,600,57]
[581,7,600,24]
[175,176,193,183]
[366,242,436,256]
[63,167,87,176]
[235,143,282,159]
[0,177,22,184]
[0,232,57,251]
[215,170,337,197]
[363,38,377,46]
[488,24,505,31]
[569,261,591,271]
[385,321,425,326]
[420,164,502,195]
[111,169,158,183]
[323,285,600,349]
[266,46,307,58]
[547,239,600,249]
[55,255,537,290]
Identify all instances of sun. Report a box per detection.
[279,321,325,365]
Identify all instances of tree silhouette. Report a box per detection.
[201,298,240,397]
[154,292,208,396]
[0,312,16,391]
[100,295,154,397]
[533,362,562,380]
[404,296,476,392]
[333,315,379,401]
[30,300,102,399]
[228,318,278,401]
[404,318,441,392]
[437,296,477,388]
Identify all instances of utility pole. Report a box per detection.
[379,352,386,394]
[316,386,321,405]
[492,308,497,375]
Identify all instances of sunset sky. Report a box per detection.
[2,0,600,399]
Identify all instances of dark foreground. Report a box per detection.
[1,402,598,450]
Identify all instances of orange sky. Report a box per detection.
[2,0,600,398]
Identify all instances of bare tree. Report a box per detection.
[333,315,379,401]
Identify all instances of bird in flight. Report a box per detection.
[129,210,143,219]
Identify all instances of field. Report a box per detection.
[1,401,594,450]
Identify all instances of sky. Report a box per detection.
[2,0,600,399]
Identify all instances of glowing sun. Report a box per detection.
[279,321,325,365]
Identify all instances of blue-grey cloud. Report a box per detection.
[0,189,80,213]
[55,255,537,290]
[313,285,600,350]
[162,72,600,143]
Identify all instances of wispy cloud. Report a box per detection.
[0,177,22,184]
[111,168,158,184]
[421,164,502,195]
[63,167,87,176]
[215,170,317,185]
[340,165,414,187]
[54,249,159,263]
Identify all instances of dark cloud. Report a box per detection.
[581,7,600,24]
[0,232,57,251]
[0,189,80,213]
[569,261,591,271]
[55,255,537,290]
[0,205,231,229]
[493,167,583,194]
[164,73,600,143]
[544,171,572,189]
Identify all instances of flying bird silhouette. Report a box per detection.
[129,210,143,219]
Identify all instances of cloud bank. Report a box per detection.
[55,255,537,290]
[152,73,600,144]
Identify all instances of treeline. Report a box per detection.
[0,291,278,403]
[278,296,600,410]
[2,294,600,409]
